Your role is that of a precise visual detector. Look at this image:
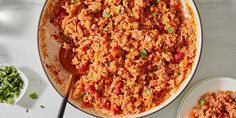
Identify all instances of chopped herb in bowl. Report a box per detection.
[0,64,28,105]
[0,66,24,104]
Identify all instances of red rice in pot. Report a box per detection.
[52,0,197,116]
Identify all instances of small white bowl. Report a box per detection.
[177,77,236,118]
[0,63,29,105]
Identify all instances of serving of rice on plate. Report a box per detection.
[38,0,202,117]
[190,91,236,118]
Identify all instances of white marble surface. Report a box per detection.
[0,0,236,118]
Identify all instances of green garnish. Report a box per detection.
[83,92,89,96]
[0,66,24,104]
[167,27,175,33]
[29,92,38,100]
[103,11,110,18]
[122,0,126,4]
[40,105,45,109]
[107,61,111,66]
[199,98,206,107]
[153,65,158,71]
[89,73,93,78]
[156,0,160,3]
[152,12,157,17]
[73,0,78,4]
[140,48,147,58]
[212,111,216,116]
[144,88,152,94]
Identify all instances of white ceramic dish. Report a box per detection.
[38,0,202,117]
[177,77,236,118]
[0,63,29,105]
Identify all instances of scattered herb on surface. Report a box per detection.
[29,92,38,100]
[40,105,45,109]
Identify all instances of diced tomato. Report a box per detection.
[147,64,153,71]
[78,63,89,73]
[89,80,95,86]
[103,101,111,109]
[111,104,122,115]
[95,91,102,99]
[84,84,95,95]
[189,111,195,118]
[111,46,121,57]
[174,52,184,61]
[83,102,92,108]
[155,99,163,105]
[107,54,113,61]
[105,78,112,84]
[154,55,159,62]
[81,45,87,52]
[175,5,182,12]
[150,81,158,87]
[113,81,123,94]
[57,7,67,19]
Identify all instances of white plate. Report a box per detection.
[177,77,236,118]
[0,63,29,105]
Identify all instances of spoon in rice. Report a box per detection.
[57,46,83,118]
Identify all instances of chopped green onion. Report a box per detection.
[89,73,93,78]
[29,92,38,100]
[167,27,175,33]
[152,12,157,17]
[199,98,206,107]
[156,0,160,3]
[73,0,78,4]
[103,11,110,18]
[107,61,111,66]
[144,88,152,94]
[140,48,147,58]
[83,92,89,96]
[122,0,126,4]
[153,65,158,71]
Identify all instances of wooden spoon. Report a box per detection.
[57,46,81,118]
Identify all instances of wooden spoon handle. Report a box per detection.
[57,75,73,118]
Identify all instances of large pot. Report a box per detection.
[38,0,202,117]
